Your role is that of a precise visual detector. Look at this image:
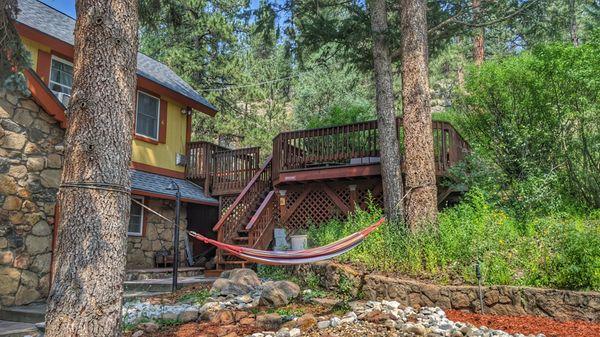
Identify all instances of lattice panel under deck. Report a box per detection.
[285,189,343,232]
[219,195,237,217]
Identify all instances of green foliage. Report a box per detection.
[309,196,600,291]
[1,0,31,92]
[293,54,375,129]
[257,265,298,282]
[456,42,600,213]
[178,289,210,305]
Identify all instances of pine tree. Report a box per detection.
[45,0,139,335]
[368,0,404,221]
[400,0,438,229]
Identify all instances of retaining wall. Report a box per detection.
[295,262,600,322]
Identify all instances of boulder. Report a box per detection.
[210,268,261,296]
[209,310,234,325]
[210,278,252,297]
[256,313,283,330]
[177,307,199,322]
[199,301,222,321]
[227,268,261,288]
[259,281,300,307]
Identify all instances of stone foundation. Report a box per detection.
[126,198,188,269]
[0,88,64,307]
[0,88,191,308]
[295,262,600,322]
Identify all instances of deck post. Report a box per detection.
[278,189,287,227]
[348,184,357,212]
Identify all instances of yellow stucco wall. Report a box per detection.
[22,36,189,174]
[132,97,188,173]
[22,37,50,68]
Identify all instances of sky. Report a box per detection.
[40,0,75,18]
[38,0,263,19]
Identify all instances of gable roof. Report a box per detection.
[16,0,217,114]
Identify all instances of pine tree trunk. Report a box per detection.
[45,1,139,336]
[472,0,485,65]
[368,0,404,222]
[568,0,579,46]
[400,0,437,230]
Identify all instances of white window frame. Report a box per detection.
[135,90,161,141]
[49,55,73,94]
[128,196,145,236]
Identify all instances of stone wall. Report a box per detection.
[296,262,600,323]
[126,198,188,269]
[0,88,64,307]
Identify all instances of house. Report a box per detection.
[0,0,220,307]
[1,0,470,308]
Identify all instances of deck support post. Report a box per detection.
[348,185,358,212]
[278,189,287,227]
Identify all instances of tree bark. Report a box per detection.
[400,0,437,230]
[368,0,404,222]
[568,0,579,46]
[472,0,485,65]
[45,1,139,336]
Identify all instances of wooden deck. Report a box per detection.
[185,119,469,270]
[272,119,468,182]
[187,119,469,193]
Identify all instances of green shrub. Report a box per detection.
[308,195,600,291]
[456,42,600,212]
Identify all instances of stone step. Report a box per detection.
[124,276,216,292]
[0,304,45,324]
[0,321,37,337]
[125,267,205,281]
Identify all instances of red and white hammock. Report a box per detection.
[188,218,385,265]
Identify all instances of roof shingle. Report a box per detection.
[131,169,218,205]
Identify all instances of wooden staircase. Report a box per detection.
[212,156,278,270]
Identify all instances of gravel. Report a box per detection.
[246,300,548,337]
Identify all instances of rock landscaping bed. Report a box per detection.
[122,269,600,337]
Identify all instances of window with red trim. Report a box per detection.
[135,91,161,141]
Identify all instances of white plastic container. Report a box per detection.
[290,234,308,251]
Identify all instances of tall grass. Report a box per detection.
[307,191,600,291]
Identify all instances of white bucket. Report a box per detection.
[290,235,308,251]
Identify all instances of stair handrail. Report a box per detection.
[213,155,273,232]
[246,190,277,249]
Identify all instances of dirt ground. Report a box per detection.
[446,310,600,337]
[126,285,600,337]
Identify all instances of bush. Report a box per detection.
[308,195,600,291]
[456,42,600,212]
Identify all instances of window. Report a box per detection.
[128,197,144,236]
[135,91,160,140]
[49,56,73,95]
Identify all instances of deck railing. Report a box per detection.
[186,141,228,181]
[247,190,277,249]
[211,147,261,195]
[272,119,468,177]
[186,142,261,195]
